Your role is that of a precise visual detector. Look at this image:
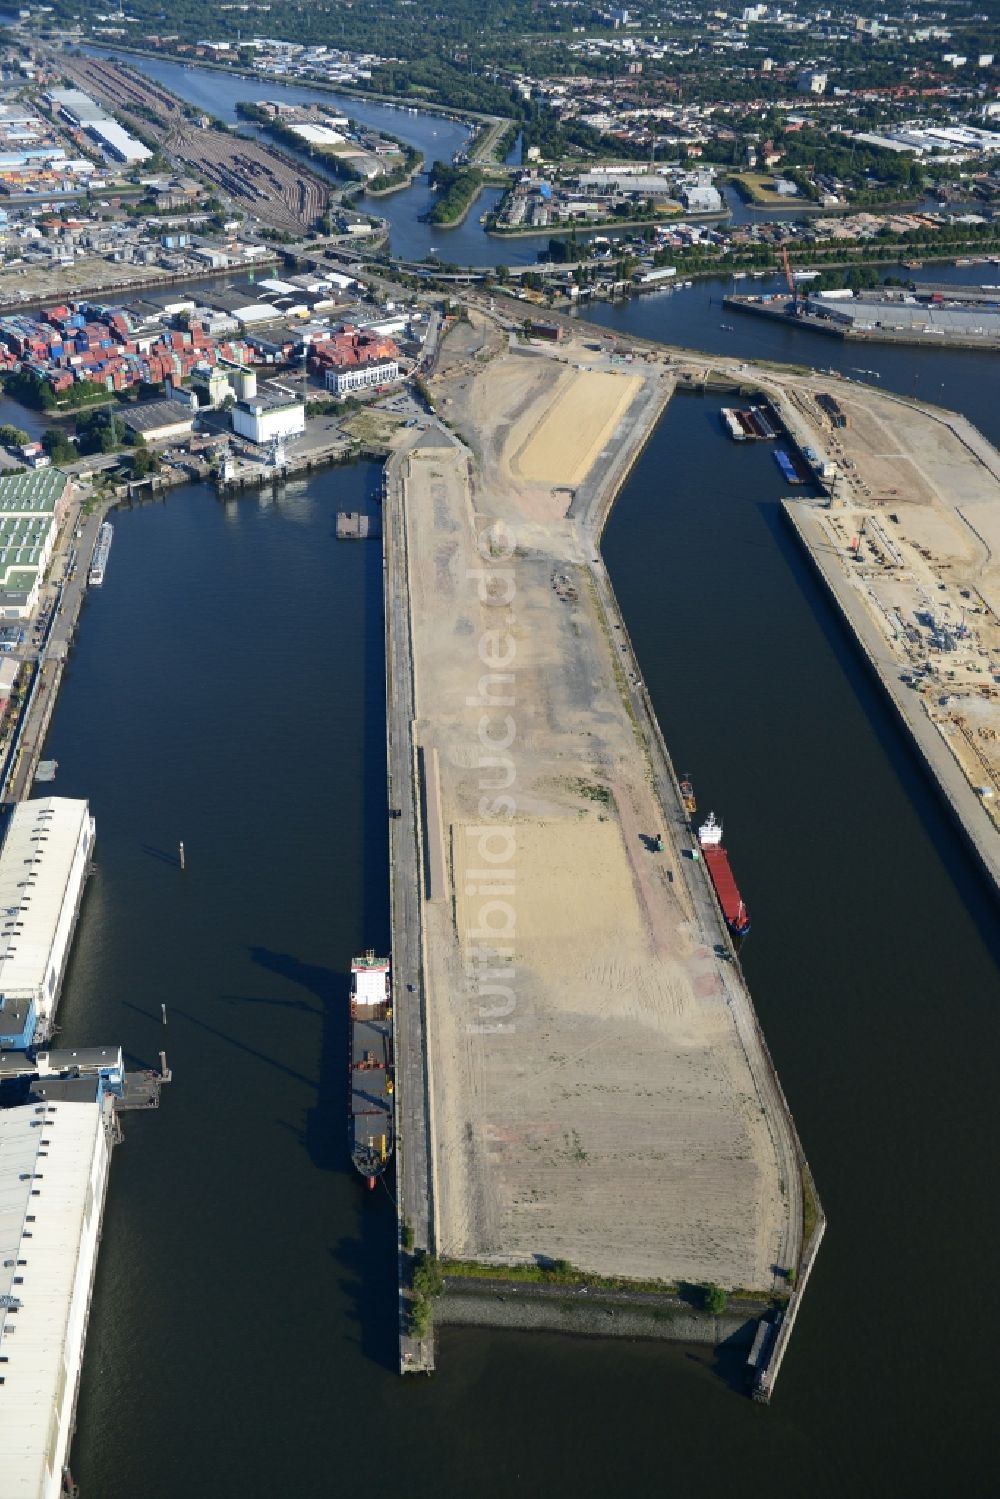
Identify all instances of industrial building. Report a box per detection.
[85,119,152,165]
[46,87,151,165]
[0,469,71,620]
[0,1057,121,1499]
[819,298,1000,341]
[0,797,95,1047]
[122,400,196,444]
[325,355,400,396]
[232,385,305,444]
[681,180,724,214]
[46,88,106,128]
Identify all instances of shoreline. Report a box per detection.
[783,497,1000,897]
[82,41,492,133]
[0,255,281,318]
[724,293,1000,352]
[390,316,815,1395]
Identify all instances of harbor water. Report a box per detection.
[33,396,997,1496]
[13,45,1000,1496]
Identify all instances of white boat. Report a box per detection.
[88,521,113,588]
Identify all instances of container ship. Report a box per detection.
[88,521,113,587]
[350,951,394,1188]
[697,813,751,938]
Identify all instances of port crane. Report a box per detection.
[780,246,801,315]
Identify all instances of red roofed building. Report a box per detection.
[311,328,401,397]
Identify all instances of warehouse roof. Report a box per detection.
[0,1091,108,1497]
[123,400,195,435]
[0,798,93,1003]
[0,467,69,516]
[86,118,153,164]
[829,300,1000,336]
[238,383,303,414]
[47,88,107,125]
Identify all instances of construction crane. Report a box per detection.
[780,245,796,295]
[780,245,801,317]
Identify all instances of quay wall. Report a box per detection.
[580,376,822,1400]
[782,499,1000,898]
[723,296,1000,352]
[0,258,280,319]
[435,1289,762,1350]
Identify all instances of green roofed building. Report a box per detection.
[0,467,71,618]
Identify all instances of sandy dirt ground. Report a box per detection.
[401,321,794,1288]
[511,368,642,487]
[766,367,1000,830]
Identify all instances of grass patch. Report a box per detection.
[339,410,405,447]
[801,1164,820,1250]
[574,779,611,806]
[729,171,798,205]
[438,1256,680,1297]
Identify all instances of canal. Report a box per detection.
[34,386,997,1494]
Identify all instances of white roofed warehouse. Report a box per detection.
[0,1078,117,1498]
[0,469,72,621]
[0,799,95,1047]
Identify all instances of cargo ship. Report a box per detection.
[88,521,113,587]
[350,951,394,1188]
[697,813,751,938]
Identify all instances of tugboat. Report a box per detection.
[679,775,697,816]
[697,813,751,938]
[349,952,394,1188]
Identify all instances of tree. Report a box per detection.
[131,447,159,479]
[703,1283,728,1315]
[0,424,28,447]
[41,428,75,464]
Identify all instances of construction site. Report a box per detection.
[780,381,1000,889]
[55,52,332,233]
[386,314,812,1386]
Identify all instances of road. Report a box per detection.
[383,437,436,1372]
[465,116,514,168]
[4,498,106,804]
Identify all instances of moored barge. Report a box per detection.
[350,951,394,1188]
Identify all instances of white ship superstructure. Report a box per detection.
[698,812,723,847]
[88,522,113,588]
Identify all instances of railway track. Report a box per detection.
[55,52,331,233]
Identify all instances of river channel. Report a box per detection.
[13,45,1000,1497]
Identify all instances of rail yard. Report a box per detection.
[56,53,332,233]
